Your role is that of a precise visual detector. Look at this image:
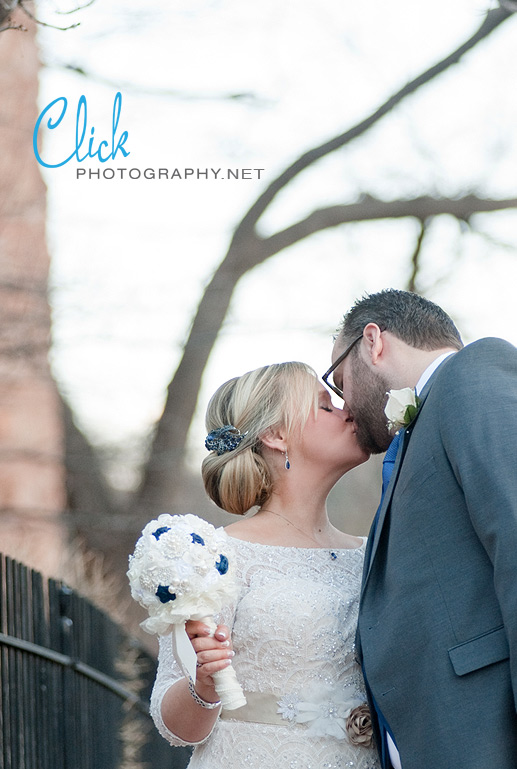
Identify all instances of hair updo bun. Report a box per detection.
[202,362,318,515]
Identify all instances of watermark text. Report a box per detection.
[75,167,265,180]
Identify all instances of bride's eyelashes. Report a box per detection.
[318,395,334,413]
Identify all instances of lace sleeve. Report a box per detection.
[150,633,219,747]
[149,598,238,747]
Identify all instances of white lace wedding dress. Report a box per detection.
[150,534,380,769]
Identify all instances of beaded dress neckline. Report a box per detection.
[225,533,367,552]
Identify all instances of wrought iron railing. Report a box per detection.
[0,553,189,769]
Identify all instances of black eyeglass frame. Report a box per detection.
[321,334,363,401]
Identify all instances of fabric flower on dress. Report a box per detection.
[277,693,301,723]
[277,683,367,742]
[384,387,420,433]
[345,703,374,747]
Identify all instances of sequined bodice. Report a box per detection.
[151,533,379,769]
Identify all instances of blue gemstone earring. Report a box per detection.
[284,450,290,470]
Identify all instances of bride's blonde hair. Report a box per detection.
[202,362,319,515]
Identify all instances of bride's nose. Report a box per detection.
[342,405,354,422]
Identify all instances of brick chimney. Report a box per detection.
[0,12,67,575]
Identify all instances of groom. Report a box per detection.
[324,289,517,769]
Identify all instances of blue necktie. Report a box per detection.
[363,430,402,768]
[367,430,402,555]
[381,430,402,498]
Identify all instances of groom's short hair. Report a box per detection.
[338,289,464,351]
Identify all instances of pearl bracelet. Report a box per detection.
[187,677,221,710]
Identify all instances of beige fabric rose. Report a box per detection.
[345,703,374,747]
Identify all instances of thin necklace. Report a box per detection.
[260,509,338,560]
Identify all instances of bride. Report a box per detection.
[150,362,380,768]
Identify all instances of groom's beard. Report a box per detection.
[349,357,392,455]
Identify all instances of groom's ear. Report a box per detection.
[362,323,384,365]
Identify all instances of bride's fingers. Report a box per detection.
[196,657,233,679]
[196,648,235,666]
[185,619,212,638]
[185,621,230,642]
[191,635,232,654]
[214,624,230,642]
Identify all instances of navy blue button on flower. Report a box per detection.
[156,585,176,603]
[152,526,171,540]
[215,555,229,575]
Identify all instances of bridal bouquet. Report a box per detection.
[128,513,246,710]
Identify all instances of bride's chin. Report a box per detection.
[332,452,370,477]
[347,433,371,462]
[349,447,371,468]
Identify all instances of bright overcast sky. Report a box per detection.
[36,0,517,484]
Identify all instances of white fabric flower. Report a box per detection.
[384,387,419,432]
[277,693,301,723]
[278,683,364,741]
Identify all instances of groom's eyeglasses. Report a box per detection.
[321,334,363,401]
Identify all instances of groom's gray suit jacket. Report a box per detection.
[357,337,517,769]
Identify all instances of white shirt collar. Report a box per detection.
[415,351,456,395]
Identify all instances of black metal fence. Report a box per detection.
[0,553,191,769]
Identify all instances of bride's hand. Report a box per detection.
[185,620,234,700]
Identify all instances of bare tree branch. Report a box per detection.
[407,220,429,293]
[56,0,95,15]
[0,20,25,32]
[236,5,513,238]
[41,61,262,103]
[19,1,80,30]
[0,0,89,32]
[466,222,517,252]
[260,195,517,258]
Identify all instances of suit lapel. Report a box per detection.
[361,379,435,592]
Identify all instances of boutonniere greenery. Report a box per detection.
[384,387,421,433]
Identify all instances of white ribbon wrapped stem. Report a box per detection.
[172,617,246,711]
[200,616,246,711]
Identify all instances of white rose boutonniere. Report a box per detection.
[384,387,421,433]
